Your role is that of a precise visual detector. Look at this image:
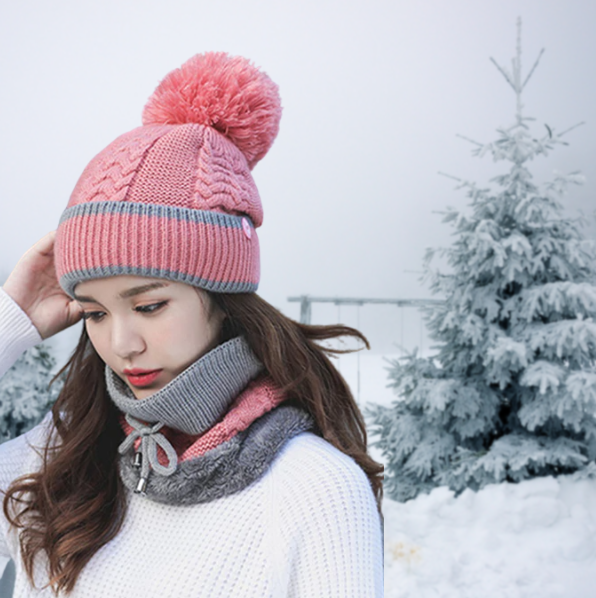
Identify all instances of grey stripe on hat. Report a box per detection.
[59,200,255,230]
[105,336,263,436]
[60,266,258,299]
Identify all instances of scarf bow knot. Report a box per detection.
[118,414,178,489]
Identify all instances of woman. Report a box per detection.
[0,52,383,597]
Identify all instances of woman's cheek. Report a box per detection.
[153,320,194,360]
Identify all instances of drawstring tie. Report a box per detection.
[118,414,178,494]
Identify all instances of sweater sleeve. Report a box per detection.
[0,287,43,379]
[274,433,384,598]
[0,287,44,559]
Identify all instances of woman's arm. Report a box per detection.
[0,287,45,559]
[0,232,81,561]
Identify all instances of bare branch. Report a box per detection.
[522,48,545,89]
[437,171,462,182]
[516,17,522,63]
[512,57,519,90]
[489,57,516,90]
[456,133,483,147]
[557,121,585,138]
[456,134,484,147]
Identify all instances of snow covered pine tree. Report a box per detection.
[0,338,60,442]
[368,19,596,502]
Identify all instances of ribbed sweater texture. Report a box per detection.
[0,288,384,597]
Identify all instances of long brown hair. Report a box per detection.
[3,291,383,595]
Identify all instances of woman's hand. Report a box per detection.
[2,231,84,339]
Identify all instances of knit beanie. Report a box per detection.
[54,52,282,297]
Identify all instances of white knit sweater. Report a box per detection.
[0,289,383,597]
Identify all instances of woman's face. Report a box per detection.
[74,275,225,400]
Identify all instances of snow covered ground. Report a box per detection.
[383,475,596,598]
[339,352,596,598]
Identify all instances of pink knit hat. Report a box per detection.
[55,52,282,297]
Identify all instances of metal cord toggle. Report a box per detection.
[118,413,178,494]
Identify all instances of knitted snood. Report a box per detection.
[105,336,314,505]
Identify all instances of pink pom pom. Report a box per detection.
[142,52,282,169]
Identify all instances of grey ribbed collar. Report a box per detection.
[105,336,263,436]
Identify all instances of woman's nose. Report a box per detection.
[110,318,146,359]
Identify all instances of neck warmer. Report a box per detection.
[105,336,314,505]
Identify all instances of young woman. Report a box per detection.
[0,52,383,597]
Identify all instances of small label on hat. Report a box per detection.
[242,218,252,239]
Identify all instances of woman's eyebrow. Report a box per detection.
[73,282,170,303]
[119,282,170,299]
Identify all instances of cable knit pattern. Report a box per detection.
[67,125,173,207]
[194,127,262,224]
[66,123,262,223]
[0,291,384,597]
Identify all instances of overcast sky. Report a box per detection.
[1,0,594,357]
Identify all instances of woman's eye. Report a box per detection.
[135,301,168,314]
[82,311,105,322]
[82,302,167,322]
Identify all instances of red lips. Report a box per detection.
[123,369,162,388]
[123,368,159,375]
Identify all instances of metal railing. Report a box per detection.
[287,295,442,325]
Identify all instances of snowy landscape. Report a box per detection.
[383,469,596,597]
[361,20,596,596]
[343,353,596,598]
[269,347,596,597]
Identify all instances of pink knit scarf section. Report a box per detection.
[120,376,284,466]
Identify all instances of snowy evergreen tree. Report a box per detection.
[0,273,62,442]
[0,269,65,444]
[368,19,596,502]
[0,343,62,442]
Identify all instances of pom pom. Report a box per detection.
[142,52,281,169]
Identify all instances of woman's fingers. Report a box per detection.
[3,231,81,339]
[33,230,56,257]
